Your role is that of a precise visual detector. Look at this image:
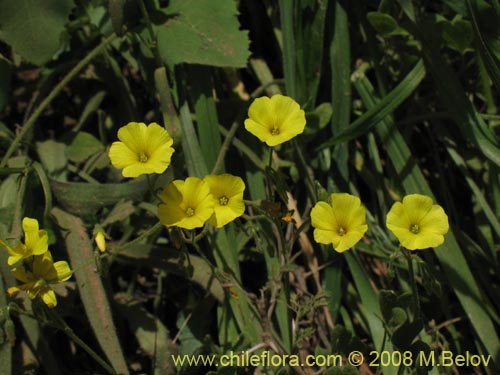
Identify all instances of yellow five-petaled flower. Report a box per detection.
[0,217,48,265]
[157,177,215,230]
[204,174,246,228]
[310,193,368,253]
[8,251,72,308]
[108,122,175,178]
[244,94,306,146]
[386,194,449,250]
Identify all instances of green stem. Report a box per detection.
[0,33,117,167]
[218,126,265,170]
[48,309,117,375]
[212,121,239,175]
[403,248,421,317]
[109,221,163,254]
[266,147,274,201]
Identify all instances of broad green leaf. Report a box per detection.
[367,12,402,36]
[51,208,129,375]
[156,0,250,67]
[49,177,147,216]
[0,0,73,65]
[442,18,473,54]
[36,140,67,176]
[65,131,105,163]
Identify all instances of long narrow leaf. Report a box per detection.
[52,207,129,375]
[355,75,500,369]
[318,59,426,149]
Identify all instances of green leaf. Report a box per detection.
[189,66,223,172]
[367,12,402,36]
[51,207,130,375]
[0,0,73,65]
[36,140,67,176]
[330,1,351,182]
[354,74,500,368]
[318,59,426,149]
[49,177,148,216]
[156,0,250,67]
[65,131,105,163]
[442,18,473,54]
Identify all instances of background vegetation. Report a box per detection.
[0,0,499,374]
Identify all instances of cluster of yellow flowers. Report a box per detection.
[158,174,245,229]
[311,193,449,252]
[0,218,72,308]
[108,122,245,230]
[107,95,450,252]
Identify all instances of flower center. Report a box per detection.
[138,152,149,163]
[186,207,195,217]
[219,195,229,206]
[270,125,280,135]
[337,227,347,236]
[410,224,420,234]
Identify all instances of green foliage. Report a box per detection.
[156,0,250,67]
[0,1,499,374]
[0,0,73,65]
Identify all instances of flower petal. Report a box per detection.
[33,252,55,278]
[336,230,365,252]
[310,202,338,231]
[53,261,72,282]
[109,142,139,169]
[144,123,174,155]
[116,122,147,153]
[40,287,57,308]
[11,266,34,283]
[330,193,365,230]
[244,118,271,143]
[419,205,449,235]
[386,202,411,230]
[313,228,341,246]
[402,194,433,225]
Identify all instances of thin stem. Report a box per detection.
[109,222,163,254]
[403,248,421,317]
[1,33,117,167]
[212,120,240,175]
[47,309,117,375]
[266,147,274,201]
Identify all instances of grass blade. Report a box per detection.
[354,74,500,369]
[318,59,426,149]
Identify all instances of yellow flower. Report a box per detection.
[386,194,449,250]
[0,217,48,266]
[204,174,245,228]
[244,94,306,146]
[158,177,215,230]
[108,122,175,178]
[7,251,72,308]
[310,193,368,253]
